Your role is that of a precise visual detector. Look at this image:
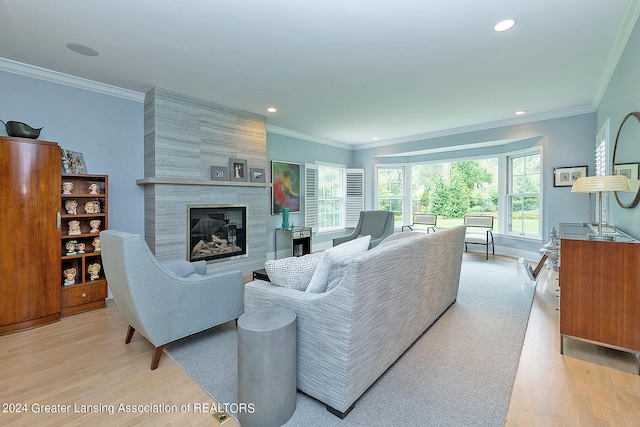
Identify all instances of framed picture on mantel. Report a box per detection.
[211,166,229,181]
[250,168,266,183]
[229,158,248,182]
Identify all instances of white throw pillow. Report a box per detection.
[264,252,323,291]
[325,252,356,292]
[306,235,371,293]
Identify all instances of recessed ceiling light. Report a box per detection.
[494,19,516,32]
[66,43,99,57]
[266,107,277,113]
[372,137,379,141]
[515,110,527,115]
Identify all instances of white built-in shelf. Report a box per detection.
[136,177,271,188]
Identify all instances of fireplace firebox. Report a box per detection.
[188,205,247,262]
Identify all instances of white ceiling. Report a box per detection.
[0,0,638,147]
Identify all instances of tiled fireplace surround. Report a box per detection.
[138,87,269,276]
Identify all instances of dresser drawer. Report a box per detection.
[61,281,107,308]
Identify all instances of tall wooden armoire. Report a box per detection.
[0,136,62,334]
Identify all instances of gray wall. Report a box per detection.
[0,70,145,235]
[597,16,640,237]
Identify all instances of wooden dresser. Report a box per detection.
[559,223,640,373]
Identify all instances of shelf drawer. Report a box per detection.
[61,281,107,308]
[292,229,311,239]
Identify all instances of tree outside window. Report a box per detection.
[508,153,540,236]
[376,166,404,226]
[411,159,498,228]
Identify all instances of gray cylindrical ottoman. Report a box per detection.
[237,306,297,427]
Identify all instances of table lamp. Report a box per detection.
[571,175,631,240]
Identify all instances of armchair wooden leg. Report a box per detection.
[125,325,135,344]
[151,345,165,370]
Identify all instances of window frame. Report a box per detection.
[505,147,542,239]
[375,164,406,225]
[377,147,544,242]
[316,162,346,233]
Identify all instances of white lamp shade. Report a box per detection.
[571,175,631,193]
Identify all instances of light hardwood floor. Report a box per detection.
[506,266,640,426]
[1,259,639,426]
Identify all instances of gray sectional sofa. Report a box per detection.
[244,226,466,417]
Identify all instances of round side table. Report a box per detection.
[237,306,297,427]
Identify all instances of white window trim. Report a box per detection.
[595,118,610,225]
[504,146,543,239]
[374,164,406,225]
[317,161,346,233]
[305,162,364,235]
[394,147,543,241]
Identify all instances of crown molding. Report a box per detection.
[266,125,351,150]
[352,105,596,150]
[0,55,611,151]
[269,104,596,151]
[592,0,640,108]
[0,57,145,102]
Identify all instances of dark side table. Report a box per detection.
[252,268,270,282]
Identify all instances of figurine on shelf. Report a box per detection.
[68,220,81,235]
[88,182,100,195]
[87,263,101,281]
[89,219,101,234]
[76,242,86,254]
[92,236,101,252]
[84,200,101,214]
[64,199,78,214]
[63,267,77,286]
[62,181,74,194]
[65,240,78,255]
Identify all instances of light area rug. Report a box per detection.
[165,258,535,426]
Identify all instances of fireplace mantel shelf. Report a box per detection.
[136,177,271,188]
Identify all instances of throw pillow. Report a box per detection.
[264,251,323,291]
[325,252,356,292]
[306,235,371,293]
[163,260,199,278]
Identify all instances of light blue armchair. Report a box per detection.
[333,210,395,249]
[100,230,243,370]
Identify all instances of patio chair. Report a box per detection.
[463,215,494,260]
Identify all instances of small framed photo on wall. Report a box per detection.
[553,165,587,187]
